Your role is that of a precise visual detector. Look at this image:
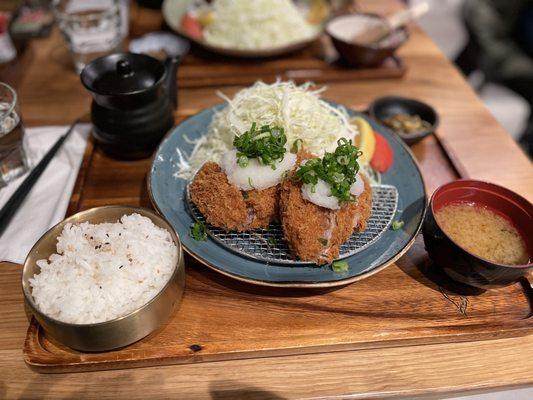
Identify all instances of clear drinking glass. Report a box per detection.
[0,82,29,188]
[53,0,124,73]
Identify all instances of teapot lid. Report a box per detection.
[80,53,166,96]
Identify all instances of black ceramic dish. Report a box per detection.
[326,13,409,68]
[81,53,180,159]
[369,96,438,145]
[423,180,533,289]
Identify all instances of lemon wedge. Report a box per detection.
[351,116,376,164]
[197,10,216,27]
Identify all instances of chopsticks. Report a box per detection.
[0,119,79,237]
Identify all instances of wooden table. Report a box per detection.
[1,0,532,398]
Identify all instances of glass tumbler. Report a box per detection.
[0,82,29,188]
[53,0,124,73]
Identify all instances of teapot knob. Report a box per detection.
[116,59,133,77]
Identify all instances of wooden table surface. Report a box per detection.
[1,0,532,399]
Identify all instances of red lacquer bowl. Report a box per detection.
[422,180,533,289]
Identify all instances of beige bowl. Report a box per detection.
[21,205,185,352]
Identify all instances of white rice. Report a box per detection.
[29,214,178,324]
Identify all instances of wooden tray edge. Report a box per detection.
[178,57,407,89]
[24,315,533,374]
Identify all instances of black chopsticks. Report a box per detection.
[0,119,79,237]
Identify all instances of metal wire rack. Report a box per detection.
[187,185,398,265]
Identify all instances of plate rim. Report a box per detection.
[147,104,428,288]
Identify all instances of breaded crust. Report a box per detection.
[245,186,279,228]
[280,177,334,263]
[190,162,249,231]
[333,176,372,245]
[280,174,372,265]
[190,162,279,231]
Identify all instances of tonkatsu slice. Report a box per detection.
[190,123,296,231]
[280,175,371,264]
[280,139,372,264]
[190,161,280,231]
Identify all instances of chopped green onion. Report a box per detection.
[337,155,349,165]
[190,222,207,241]
[294,138,362,204]
[248,176,255,189]
[267,237,277,247]
[251,132,271,141]
[391,220,404,231]
[332,260,349,273]
[237,155,249,168]
[271,127,282,137]
[332,172,344,184]
[291,139,303,154]
[233,122,287,169]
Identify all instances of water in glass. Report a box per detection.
[53,0,124,73]
[0,83,28,188]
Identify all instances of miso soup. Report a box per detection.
[435,203,528,265]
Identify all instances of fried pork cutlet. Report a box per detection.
[280,174,372,265]
[190,161,278,231]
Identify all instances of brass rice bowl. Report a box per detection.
[21,205,185,352]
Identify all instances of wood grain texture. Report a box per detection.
[177,47,406,88]
[2,0,533,397]
[2,262,532,399]
[23,237,533,373]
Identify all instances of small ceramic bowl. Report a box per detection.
[21,205,185,352]
[423,180,533,289]
[326,13,409,68]
[368,96,439,145]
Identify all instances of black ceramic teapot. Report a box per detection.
[80,53,179,159]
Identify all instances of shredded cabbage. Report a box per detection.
[174,80,363,180]
[200,0,316,50]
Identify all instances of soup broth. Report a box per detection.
[435,203,528,265]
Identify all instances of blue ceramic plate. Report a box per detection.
[149,103,427,287]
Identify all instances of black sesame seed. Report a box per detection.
[119,265,123,269]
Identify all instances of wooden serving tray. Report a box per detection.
[177,43,406,88]
[22,110,532,373]
[24,237,532,373]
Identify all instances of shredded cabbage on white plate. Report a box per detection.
[197,0,317,50]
